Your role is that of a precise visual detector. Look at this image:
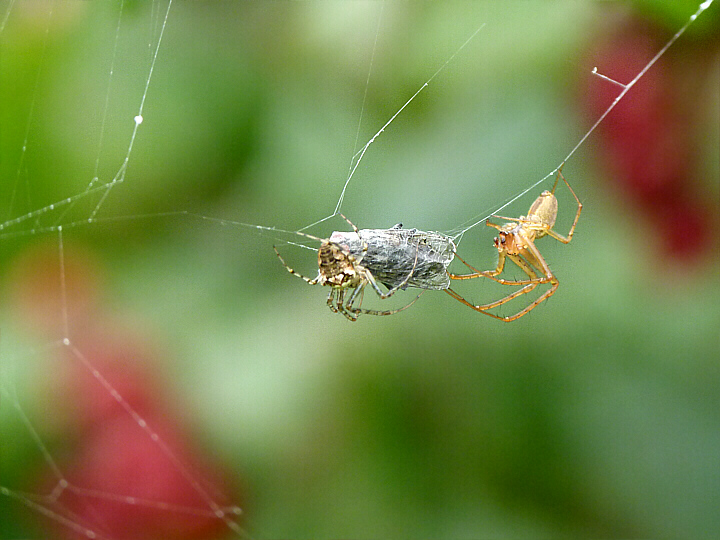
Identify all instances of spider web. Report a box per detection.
[0,1,246,538]
[0,1,715,538]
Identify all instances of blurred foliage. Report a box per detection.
[1,1,718,539]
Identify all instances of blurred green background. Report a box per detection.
[1,1,718,538]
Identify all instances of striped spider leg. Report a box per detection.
[446,164,582,321]
[274,215,422,321]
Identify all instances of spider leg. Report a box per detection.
[274,246,320,284]
[286,230,326,244]
[326,288,340,313]
[489,214,527,223]
[450,242,542,286]
[339,213,368,263]
[328,288,358,321]
[499,278,558,321]
[485,219,502,231]
[444,286,536,321]
[449,250,505,280]
[348,291,425,317]
[346,282,413,317]
[334,288,359,321]
[445,251,539,318]
[346,283,366,311]
[482,253,544,286]
[477,243,558,321]
[494,240,557,320]
[451,243,541,285]
[486,224,564,320]
[446,273,545,321]
[338,213,360,233]
[546,166,582,244]
[444,286,527,318]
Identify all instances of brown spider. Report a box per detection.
[446,165,582,321]
[274,215,421,321]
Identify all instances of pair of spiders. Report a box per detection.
[274,166,582,322]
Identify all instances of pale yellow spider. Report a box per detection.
[446,165,582,321]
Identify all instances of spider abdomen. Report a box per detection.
[528,191,558,232]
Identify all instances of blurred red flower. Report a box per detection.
[47,337,237,540]
[8,245,241,539]
[580,12,719,264]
